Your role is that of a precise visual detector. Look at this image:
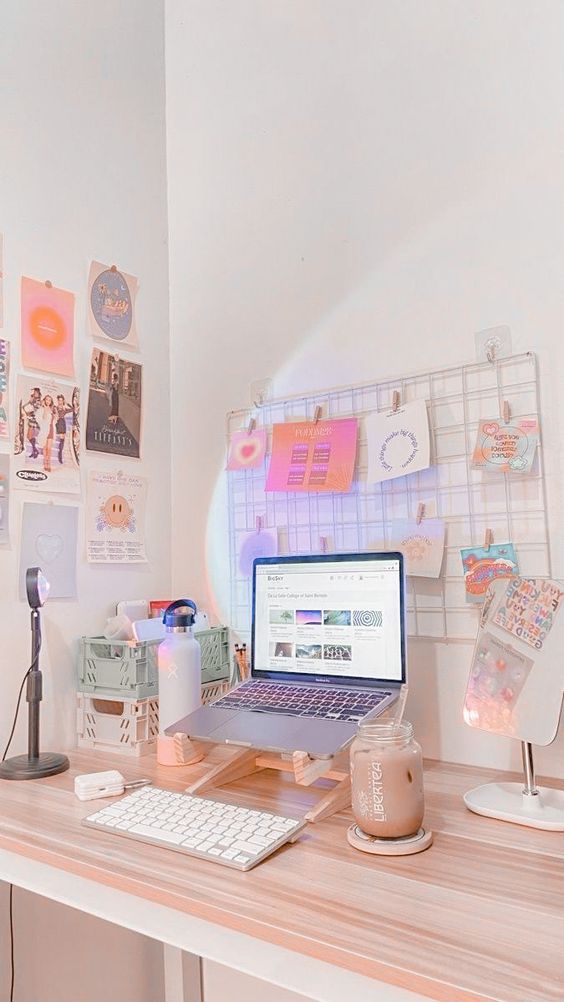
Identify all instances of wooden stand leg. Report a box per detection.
[185,746,261,796]
[305,775,351,824]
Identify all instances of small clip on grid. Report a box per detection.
[416,503,425,525]
[313,405,322,423]
[484,528,493,551]
[502,400,511,424]
[392,390,400,413]
[247,416,256,435]
[255,515,263,534]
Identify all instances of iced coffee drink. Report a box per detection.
[350,721,424,838]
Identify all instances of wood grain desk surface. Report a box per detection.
[0,748,563,1002]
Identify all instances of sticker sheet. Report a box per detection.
[266,418,358,493]
[0,454,10,546]
[464,630,534,735]
[13,375,80,494]
[388,518,445,578]
[0,338,9,439]
[492,577,564,651]
[238,527,278,577]
[472,418,539,474]
[21,277,75,378]
[366,399,430,484]
[86,348,142,459]
[19,502,78,599]
[227,428,267,471]
[86,470,147,563]
[461,544,519,603]
[88,261,138,348]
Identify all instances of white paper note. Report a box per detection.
[366,399,430,484]
[387,518,445,578]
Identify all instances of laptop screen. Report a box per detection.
[252,553,406,687]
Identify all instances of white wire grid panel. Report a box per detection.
[226,352,550,642]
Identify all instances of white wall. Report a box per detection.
[0,3,170,1001]
[167,0,564,777]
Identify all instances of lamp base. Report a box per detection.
[0,752,70,781]
[464,782,564,831]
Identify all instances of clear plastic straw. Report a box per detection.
[392,684,409,733]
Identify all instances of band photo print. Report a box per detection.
[86,348,142,459]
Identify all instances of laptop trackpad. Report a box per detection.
[209,711,306,752]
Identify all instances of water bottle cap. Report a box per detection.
[163,599,197,630]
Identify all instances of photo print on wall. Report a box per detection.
[366,399,430,484]
[13,374,80,494]
[21,276,75,378]
[88,261,139,348]
[86,348,142,459]
[0,454,10,546]
[19,502,78,599]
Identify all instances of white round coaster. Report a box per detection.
[347,824,433,855]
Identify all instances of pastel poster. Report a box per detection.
[13,374,80,495]
[21,277,75,378]
[472,418,539,474]
[266,418,358,493]
[86,470,147,563]
[227,428,267,471]
[88,261,138,348]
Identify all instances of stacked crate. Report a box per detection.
[76,627,231,755]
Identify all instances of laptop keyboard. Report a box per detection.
[213,681,392,722]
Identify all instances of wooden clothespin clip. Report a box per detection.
[392,390,400,413]
[256,515,263,534]
[247,416,256,435]
[484,528,493,551]
[502,400,511,424]
[486,343,496,364]
[319,535,328,553]
[416,503,425,525]
[313,405,322,423]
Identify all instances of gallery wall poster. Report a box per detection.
[19,502,78,599]
[366,399,431,484]
[86,348,142,459]
[227,427,267,471]
[461,543,519,604]
[21,276,75,378]
[0,454,10,546]
[387,518,446,578]
[266,418,358,492]
[472,417,539,475]
[88,261,139,348]
[13,375,80,494]
[86,470,147,563]
[0,338,9,439]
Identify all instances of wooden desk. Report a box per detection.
[0,748,563,1002]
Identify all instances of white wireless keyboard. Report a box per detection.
[83,786,306,871]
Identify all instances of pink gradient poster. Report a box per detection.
[266,418,358,493]
[21,277,75,378]
[227,428,267,470]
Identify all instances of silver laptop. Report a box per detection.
[167,552,406,759]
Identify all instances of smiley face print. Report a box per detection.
[97,493,136,532]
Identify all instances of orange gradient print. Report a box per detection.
[21,277,75,377]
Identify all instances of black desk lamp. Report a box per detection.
[0,567,69,780]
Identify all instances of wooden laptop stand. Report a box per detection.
[175,735,351,823]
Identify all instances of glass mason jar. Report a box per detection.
[350,721,424,838]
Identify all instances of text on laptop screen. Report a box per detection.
[254,557,403,682]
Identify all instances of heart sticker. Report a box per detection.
[483,422,499,437]
[240,442,258,460]
[35,533,64,564]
